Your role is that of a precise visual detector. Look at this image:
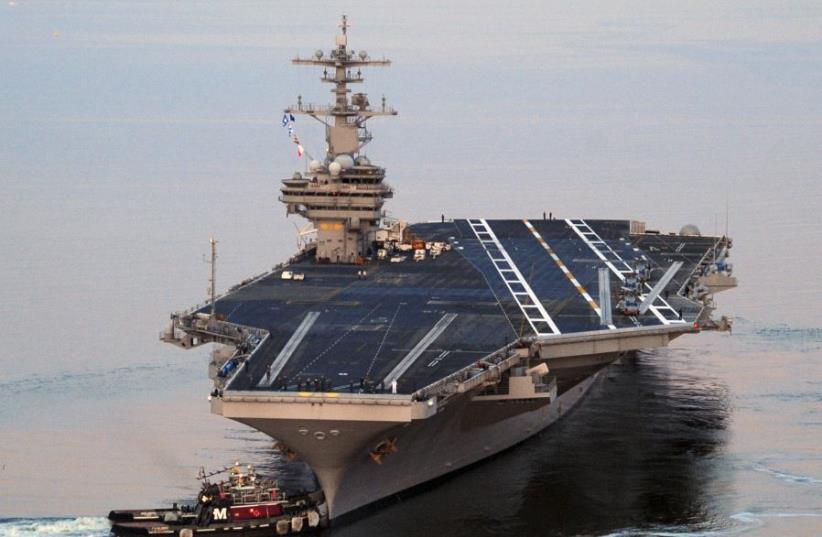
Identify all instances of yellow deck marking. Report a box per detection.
[522,219,616,330]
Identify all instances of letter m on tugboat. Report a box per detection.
[212,507,228,520]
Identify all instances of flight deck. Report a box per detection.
[208,218,718,394]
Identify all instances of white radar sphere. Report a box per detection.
[309,160,323,172]
[328,161,342,176]
[334,154,355,169]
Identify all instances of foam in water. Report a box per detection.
[751,462,822,486]
[0,517,109,537]
[601,511,822,536]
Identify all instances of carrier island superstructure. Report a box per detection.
[162,18,737,521]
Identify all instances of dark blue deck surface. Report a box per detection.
[214,219,715,393]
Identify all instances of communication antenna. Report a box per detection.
[724,196,729,238]
[208,236,217,316]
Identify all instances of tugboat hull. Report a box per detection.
[109,476,327,535]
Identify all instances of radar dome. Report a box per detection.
[359,50,368,60]
[356,156,371,166]
[315,49,324,59]
[679,224,701,236]
[328,161,342,176]
[309,160,323,173]
[334,154,355,170]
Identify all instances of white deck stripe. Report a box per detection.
[565,219,685,325]
[382,313,458,384]
[468,219,560,336]
[523,220,616,330]
[565,219,626,280]
[258,311,321,387]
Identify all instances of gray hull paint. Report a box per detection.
[239,372,600,519]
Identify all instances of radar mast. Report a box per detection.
[280,15,397,264]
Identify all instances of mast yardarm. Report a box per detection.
[288,14,395,158]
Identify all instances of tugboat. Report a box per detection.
[108,462,327,536]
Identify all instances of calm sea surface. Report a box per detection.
[1,2,821,536]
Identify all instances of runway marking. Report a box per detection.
[523,220,616,330]
[382,313,458,384]
[226,303,242,320]
[565,219,684,325]
[468,219,560,336]
[293,303,382,378]
[427,350,451,368]
[257,311,321,387]
[364,302,404,378]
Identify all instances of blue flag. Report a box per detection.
[281,114,288,127]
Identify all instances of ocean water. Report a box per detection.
[1,1,821,536]
[1,324,821,536]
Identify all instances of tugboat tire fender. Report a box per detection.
[276,519,290,535]
[307,510,320,528]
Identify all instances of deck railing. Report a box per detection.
[413,341,523,401]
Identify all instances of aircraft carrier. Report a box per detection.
[162,17,738,521]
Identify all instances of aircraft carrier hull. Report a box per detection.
[171,217,734,521]
[224,371,601,519]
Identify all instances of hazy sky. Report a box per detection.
[1,1,821,380]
